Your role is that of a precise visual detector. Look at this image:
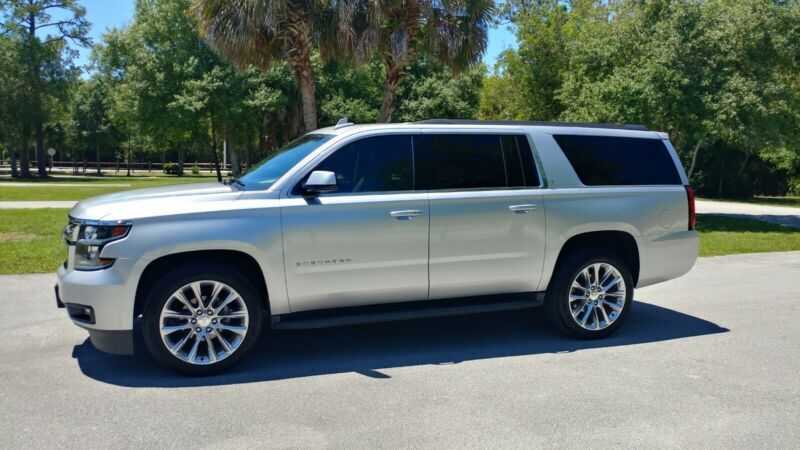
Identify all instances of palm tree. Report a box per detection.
[339,0,495,123]
[192,0,324,132]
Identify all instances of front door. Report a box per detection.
[416,132,546,299]
[281,134,429,312]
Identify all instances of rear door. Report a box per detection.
[416,132,546,299]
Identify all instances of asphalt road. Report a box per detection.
[1,252,799,449]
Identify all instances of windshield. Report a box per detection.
[240,134,334,188]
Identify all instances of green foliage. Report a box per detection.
[191,165,200,175]
[162,162,180,175]
[393,60,485,122]
[315,56,485,125]
[481,0,800,198]
[477,75,530,120]
[1,0,88,177]
[68,80,120,162]
[317,59,384,125]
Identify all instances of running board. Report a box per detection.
[271,292,545,330]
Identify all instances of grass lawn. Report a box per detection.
[696,214,800,256]
[2,210,799,274]
[0,175,215,201]
[0,208,69,275]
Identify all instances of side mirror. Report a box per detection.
[303,170,337,195]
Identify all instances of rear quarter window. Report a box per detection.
[553,134,682,186]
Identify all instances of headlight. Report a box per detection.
[64,219,131,271]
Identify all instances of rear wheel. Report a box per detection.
[142,263,263,375]
[545,249,633,339]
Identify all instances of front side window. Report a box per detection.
[295,135,414,195]
[240,134,334,188]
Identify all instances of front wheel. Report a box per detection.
[545,249,633,339]
[142,263,263,375]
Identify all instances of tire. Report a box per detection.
[142,262,264,375]
[545,248,633,339]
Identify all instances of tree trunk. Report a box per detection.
[735,152,751,179]
[210,114,222,182]
[9,147,19,178]
[225,124,240,177]
[294,63,317,132]
[378,62,405,123]
[245,137,252,170]
[35,123,47,177]
[286,10,317,131]
[95,143,101,175]
[378,16,418,123]
[126,134,132,176]
[19,143,31,178]
[686,137,705,182]
[178,147,185,176]
[259,115,269,158]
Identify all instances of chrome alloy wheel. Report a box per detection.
[568,262,626,331]
[159,280,249,365]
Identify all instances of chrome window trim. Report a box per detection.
[283,130,422,199]
[415,130,545,191]
[277,128,550,198]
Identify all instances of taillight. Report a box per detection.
[685,185,696,230]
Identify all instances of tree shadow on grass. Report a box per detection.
[73,300,728,388]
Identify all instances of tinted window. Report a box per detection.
[501,135,540,187]
[416,134,506,190]
[553,135,682,186]
[296,135,413,194]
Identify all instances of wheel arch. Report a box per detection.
[549,230,640,287]
[133,250,270,320]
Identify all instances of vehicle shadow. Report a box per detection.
[72,300,728,388]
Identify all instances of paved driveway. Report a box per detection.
[1,252,799,448]
[696,199,800,227]
[0,201,77,209]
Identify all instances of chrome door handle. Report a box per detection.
[390,210,423,220]
[508,204,538,214]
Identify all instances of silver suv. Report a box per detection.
[57,119,698,374]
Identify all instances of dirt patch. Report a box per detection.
[0,232,39,242]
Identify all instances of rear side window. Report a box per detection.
[295,135,414,194]
[416,134,540,190]
[553,135,681,186]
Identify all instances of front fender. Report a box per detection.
[101,208,290,316]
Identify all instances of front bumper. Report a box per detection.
[84,328,134,355]
[57,258,139,355]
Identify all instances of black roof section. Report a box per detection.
[415,119,649,131]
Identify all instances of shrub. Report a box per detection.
[191,165,200,175]
[162,162,180,175]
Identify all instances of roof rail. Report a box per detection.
[334,117,354,129]
[415,119,649,131]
